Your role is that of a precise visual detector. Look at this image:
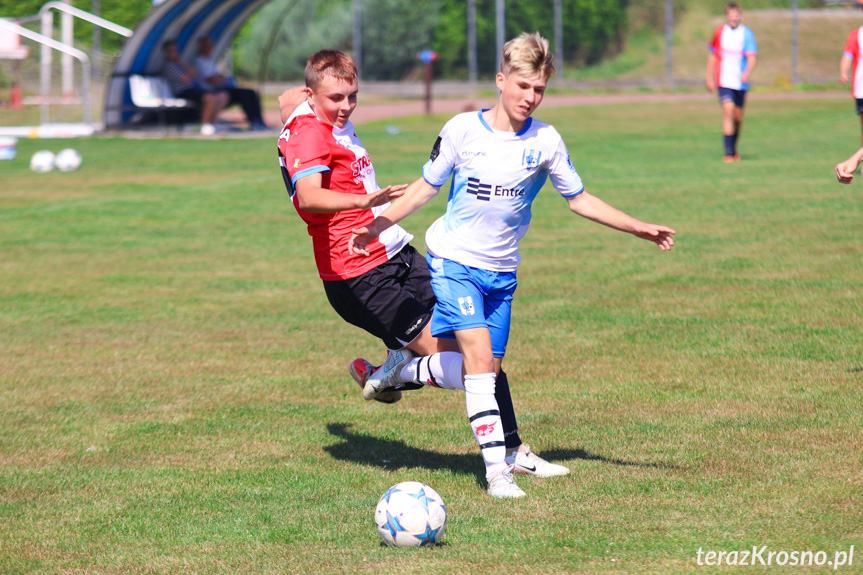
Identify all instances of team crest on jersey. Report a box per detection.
[522,148,542,170]
[293,158,301,168]
[458,296,476,316]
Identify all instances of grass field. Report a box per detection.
[1,96,861,574]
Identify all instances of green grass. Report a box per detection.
[1,96,861,574]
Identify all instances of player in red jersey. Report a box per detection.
[841,26,863,145]
[277,50,569,494]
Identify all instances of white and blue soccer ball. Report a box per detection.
[30,150,55,173]
[374,481,447,547]
[55,148,82,172]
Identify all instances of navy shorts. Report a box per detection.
[855,99,863,115]
[718,87,746,108]
[322,244,435,350]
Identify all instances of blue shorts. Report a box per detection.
[718,87,746,108]
[426,254,517,358]
[855,99,863,115]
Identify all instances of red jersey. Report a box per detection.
[277,103,412,280]
[844,27,863,99]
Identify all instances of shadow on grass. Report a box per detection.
[325,422,487,488]
[538,448,679,470]
[325,423,678,488]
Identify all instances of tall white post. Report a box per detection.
[62,0,74,95]
[40,10,53,123]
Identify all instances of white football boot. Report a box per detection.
[486,465,526,498]
[507,443,570,477]
[362,348,415,401]
[348,358,401,404]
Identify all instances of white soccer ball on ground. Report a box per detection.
[55,148,82,172]
[374,481,447,547]
[30,150,56,173]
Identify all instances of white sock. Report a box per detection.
[464,373,506,479]
[400,352,465,390]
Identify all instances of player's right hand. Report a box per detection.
[835,162,856,184]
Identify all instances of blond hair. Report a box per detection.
[305,50,358,91]
[501,32,555,80]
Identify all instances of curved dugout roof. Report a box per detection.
[104,0,269,126]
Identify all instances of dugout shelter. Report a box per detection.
[104,0,269,128]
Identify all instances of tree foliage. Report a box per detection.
[232,0,352,82]
[432,0,628,79]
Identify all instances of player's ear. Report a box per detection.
[495,72,505,91]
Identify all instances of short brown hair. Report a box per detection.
[501,32,555,80]
[305,50,358,91]
[725,2,742,12]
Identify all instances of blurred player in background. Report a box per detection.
[705,3,758,163]
[350,33,675,499]
[841,25,863,145]
[276,50,569,498]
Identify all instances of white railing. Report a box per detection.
[38,1,133,124]
[0,17,91,125]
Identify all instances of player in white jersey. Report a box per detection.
[350,33,676,498]
[705,3,757,163]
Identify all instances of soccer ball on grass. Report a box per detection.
[55,148,82,172]
[374,481,447,547]
[30,150,55,173]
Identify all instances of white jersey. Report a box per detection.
[422,110,584,272]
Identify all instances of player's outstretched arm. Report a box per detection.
[278,87,310,124]
[566,192,676,251]
[835,146,863,184]
[349,177,440,255]
[294,172,406,213]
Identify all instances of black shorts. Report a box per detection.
[322,244,436,350]
[717,87,746,108]
[855,99,863,115]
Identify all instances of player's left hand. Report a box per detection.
[362,184,407,209]
[633,225,676,251]
[836,161,856,184]
[348,226,376,256]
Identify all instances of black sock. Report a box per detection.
[495,370,521,450]
[724,134,735,156]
